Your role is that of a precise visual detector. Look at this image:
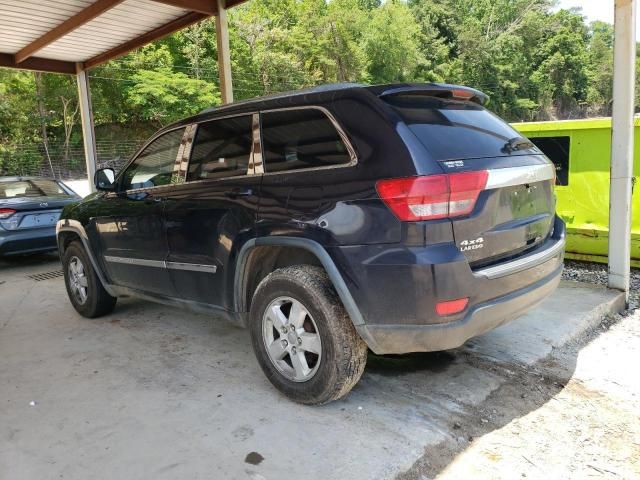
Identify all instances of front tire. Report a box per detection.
[249,265,367,405]
[62,241,116,318]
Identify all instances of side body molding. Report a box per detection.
[56,219,118,297]
[234,237,366,327]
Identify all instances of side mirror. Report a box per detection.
[95,168,115,191]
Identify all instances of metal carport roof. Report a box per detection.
[0,0,245,207]
[0,0,246,73]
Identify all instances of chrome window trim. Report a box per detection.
[114,104,359,193]
[259,105,358,175]
[250,112,264,175]
[485,163,555,190]
[174,124,197,184]
[473,236,565,280]
[104,255,218,273]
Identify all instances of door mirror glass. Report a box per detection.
[95,168,115,191]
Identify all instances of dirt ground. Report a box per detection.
[1,254,638,480]
[399,309,640,479]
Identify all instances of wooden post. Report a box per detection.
[76,64,97,193]
[216,0,233,104]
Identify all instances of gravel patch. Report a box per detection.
[562,260,639,312]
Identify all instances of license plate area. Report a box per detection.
[19,211,61,229]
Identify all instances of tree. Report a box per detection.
[126,69,219,125]
[586,21,614,116]
[0,0,631,176]
[363,1,422,83]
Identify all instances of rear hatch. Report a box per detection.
[0,179,79,231]
[381,91,556,267]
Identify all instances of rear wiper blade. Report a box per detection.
[503,137,534,153]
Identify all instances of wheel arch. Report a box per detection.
[56,219,117,297]
[234,237,365,328]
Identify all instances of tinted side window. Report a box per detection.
[528,136,570,186]
[187,116,253,181]
[122,128,185,190]
[261,109,351,172]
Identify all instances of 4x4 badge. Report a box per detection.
[460,237,484,251]
[443,160,465,169]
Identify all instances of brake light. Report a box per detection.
[436,298,469,316]
[451,89,474,101]
[0,208,16,219]
[376,171,488,221]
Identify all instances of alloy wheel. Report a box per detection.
[68,256,89,305]
[262,296,322,382]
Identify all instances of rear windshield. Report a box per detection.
[384,95,540,161]
[0,180,70,199]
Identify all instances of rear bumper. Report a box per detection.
[0,227,58,256]
[330,216,566,354]
[356,263,562,354]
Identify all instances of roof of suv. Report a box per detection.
[163,82,489,133]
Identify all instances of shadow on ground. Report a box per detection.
[0,251,59,268]
[0,254,619,480]
[387,346,578,479]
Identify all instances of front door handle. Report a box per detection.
[225,188,253,199]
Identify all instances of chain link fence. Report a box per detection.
[0,140,145,180]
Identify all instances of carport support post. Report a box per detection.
[216,0,233,104]
[76,63,97,193]
[608,0,636,301]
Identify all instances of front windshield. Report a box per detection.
[0,179,69,199]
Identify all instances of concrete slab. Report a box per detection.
[465,281,625,365]
[0,256,626,480]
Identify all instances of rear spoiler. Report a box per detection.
[374,83,489,106]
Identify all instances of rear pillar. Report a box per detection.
[76,63,97,193]
[216,0,233,104]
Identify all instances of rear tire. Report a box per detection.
[249,265,367,405]
[62,240,116,318]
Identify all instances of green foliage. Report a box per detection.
[126,69,219,125]
[0,0,633,175]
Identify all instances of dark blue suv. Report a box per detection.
[56,83,565,404]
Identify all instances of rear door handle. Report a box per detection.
[225,188,253,199]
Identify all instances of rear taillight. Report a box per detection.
[0,208,16,219]
[376,171,488,221]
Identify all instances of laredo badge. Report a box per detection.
[460,237,484,251]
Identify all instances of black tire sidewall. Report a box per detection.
[62,242,106,318]
[249,267,362,404]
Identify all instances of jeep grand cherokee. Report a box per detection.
[57,83,565,404]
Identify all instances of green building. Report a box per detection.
[513,118,639,267]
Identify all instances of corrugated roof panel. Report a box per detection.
[0,0,252,71]
[0,0,93,54]
[37,0,189,62]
